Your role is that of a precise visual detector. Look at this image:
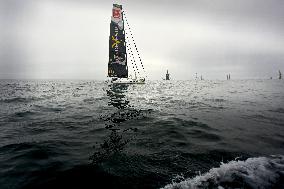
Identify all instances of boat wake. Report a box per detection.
[161,155,284,189]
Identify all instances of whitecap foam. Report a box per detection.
[161,155,284,189]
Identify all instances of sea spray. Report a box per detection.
[162,155,284,189]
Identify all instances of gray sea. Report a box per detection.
[0,79,284,189]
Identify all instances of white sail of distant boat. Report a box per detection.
[107,4,146,84]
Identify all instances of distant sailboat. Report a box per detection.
[279,70,282,80]
[227,74,231,80]
[166,70,170,80]
[107,4,146,84]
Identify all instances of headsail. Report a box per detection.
[108,4,128,78]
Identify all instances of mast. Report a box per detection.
[108,4,128,78]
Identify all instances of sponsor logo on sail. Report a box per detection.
[113,9,121,19]
[111,36,120,48]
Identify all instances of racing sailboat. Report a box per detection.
[107,4,146,84]
[165,70,170,80]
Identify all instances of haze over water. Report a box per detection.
[0,79,284,189]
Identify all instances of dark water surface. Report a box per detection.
[0,80,284,189]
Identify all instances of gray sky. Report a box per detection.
[0,0,283,80]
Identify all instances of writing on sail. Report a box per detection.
[113,9,121,18]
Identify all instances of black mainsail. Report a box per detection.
[108,4,128,78]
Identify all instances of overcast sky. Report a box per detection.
[0,0,283,80]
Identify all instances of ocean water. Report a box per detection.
[0,79,284,189]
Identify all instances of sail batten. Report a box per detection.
[108,4,128,78]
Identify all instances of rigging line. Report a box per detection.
[125,30,140,75]
[123,11,147,78]
[125,26,145,77]
[126,37,138,75]
[124,13,144,71]
[125,28,140,75]
[123,11,139,76]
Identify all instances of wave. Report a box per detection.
[0,97,42,103]
[161,155,284,189]
[14,110,37,117]
[269,108,284,114]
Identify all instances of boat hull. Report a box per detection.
[107,77,145,84]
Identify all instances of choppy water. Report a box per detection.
[0,79,284,189]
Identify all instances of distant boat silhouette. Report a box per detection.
[165,70,170,80]
[227,74,231,80]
